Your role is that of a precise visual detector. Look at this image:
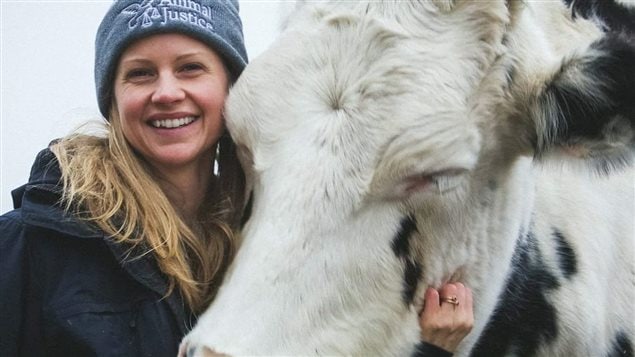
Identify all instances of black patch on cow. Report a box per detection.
[391,215,417,258]
[469,231,560,357]
[402,259,422,305]
[563,0,635,34]
[608,332,634,357]
[240,191,254,228]
[391,215,421,305]
[553,228,578,279]
[540,33,635,149]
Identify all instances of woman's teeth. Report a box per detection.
[151,116,196,128]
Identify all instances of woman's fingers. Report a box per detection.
[418,282,475,353]
[422,287,440,315]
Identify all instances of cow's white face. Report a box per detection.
[227,0,511,229]
[182,1,634,356]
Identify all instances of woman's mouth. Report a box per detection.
[150,116,198,128]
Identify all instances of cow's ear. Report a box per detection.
[520,33,635,174]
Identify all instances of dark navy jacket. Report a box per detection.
[0,149,194,356]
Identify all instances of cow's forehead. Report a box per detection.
[226,3,505,160]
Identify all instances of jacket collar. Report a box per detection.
[12,148,102,239]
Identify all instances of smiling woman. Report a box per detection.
[0,1,280,214]
[0,1,249,355]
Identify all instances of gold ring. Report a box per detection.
[440,296,459,306]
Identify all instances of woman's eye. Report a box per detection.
[181,63,204,72]
[125,69,153,79]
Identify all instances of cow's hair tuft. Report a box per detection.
[564,0,635,34]
[530,33,635,174]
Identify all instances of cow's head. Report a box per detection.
[183,1,634,355]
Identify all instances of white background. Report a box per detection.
[0,0,282,213]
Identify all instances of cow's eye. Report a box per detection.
[429,168,468,194]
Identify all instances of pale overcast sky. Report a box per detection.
[0,0,282,213]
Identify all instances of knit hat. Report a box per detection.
[95,0,248,118]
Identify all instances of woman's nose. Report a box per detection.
[151,75,185,104]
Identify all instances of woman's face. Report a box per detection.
[114,33,228,173]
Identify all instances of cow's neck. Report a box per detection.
[420,156,537,353]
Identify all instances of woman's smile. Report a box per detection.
[149,115,199,129]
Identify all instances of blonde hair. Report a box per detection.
[51,109,245,313]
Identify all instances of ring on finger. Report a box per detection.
[440,295,459,306]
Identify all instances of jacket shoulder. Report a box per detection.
[0,209,26,242]
[9,146,103,239]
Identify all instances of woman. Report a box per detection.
[0,1,472,356]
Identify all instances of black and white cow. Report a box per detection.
[183,0,635,355]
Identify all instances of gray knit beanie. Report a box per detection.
[95,0,248,118]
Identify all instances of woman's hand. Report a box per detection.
[418,282,474,353]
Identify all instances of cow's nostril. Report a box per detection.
[187,346,199,357]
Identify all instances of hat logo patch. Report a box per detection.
[122,0,215,31]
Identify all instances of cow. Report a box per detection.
[182,0,635,356]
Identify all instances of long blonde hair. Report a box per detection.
[51,109,245,313]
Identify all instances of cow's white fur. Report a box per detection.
[183,1,634,356]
